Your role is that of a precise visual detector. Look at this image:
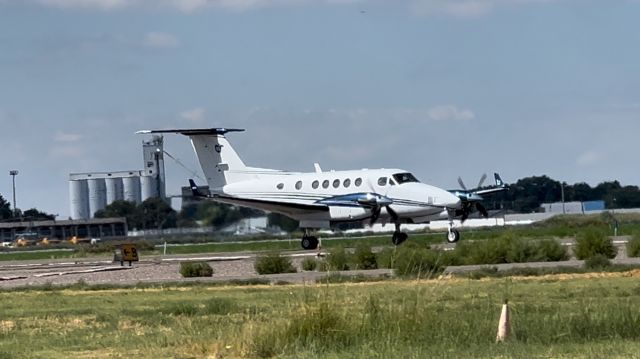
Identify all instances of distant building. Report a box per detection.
[0,218,127,242]
[69,136,166,219]
[540,200,606,214]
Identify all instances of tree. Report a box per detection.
[138,198,177,230]
[95,200,140,228]
[0,194,12,220]
[267,212,299,232]
[22,208,55,221]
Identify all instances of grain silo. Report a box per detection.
[69,179,89,220]
[68,136,166,219]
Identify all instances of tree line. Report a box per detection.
[485,176,640,213]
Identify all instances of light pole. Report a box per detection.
[9,170,18,217]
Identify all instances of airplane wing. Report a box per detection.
[213,194,329,216]
[474,187,507,196]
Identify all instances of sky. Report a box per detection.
[1,0,639,218]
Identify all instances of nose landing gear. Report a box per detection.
[446,220,460,243]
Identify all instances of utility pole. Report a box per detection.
[561,182,565,214]
[9,170,18,217]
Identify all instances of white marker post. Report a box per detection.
[496,300,511,343]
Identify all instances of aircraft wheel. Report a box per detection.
[392,232,408,246]
[301,236,318,250]
[446,229,460,243]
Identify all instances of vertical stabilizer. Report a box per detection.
[136,128,252,191]
[190,134,248,189]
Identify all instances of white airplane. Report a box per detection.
[137,128,463,249]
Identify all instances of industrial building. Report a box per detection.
[0,218,127,243]
[69,136,166,219]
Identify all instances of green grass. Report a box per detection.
[2,273,640,357]
[0,250,78,261]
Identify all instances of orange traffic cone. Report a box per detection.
[496,300,510,342]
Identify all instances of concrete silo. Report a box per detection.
[123,175,142,204]
[87,178,107,217]
[69,179,89,220]
[140,175,158,201]
[105,176,124,204]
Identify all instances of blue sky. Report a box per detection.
[1,0,639,217]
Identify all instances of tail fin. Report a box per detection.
[137,128,253,191]
[494,173,505,187]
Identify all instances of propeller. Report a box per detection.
[456,173,490,223]
[364,178,398,225]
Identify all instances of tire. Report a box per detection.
[301,236,318,250]
[392,232,408,246]
[446,229,460,243]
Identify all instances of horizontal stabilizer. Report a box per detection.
[136,128,244,136]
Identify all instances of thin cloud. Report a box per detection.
[29,0,563,15]
[427,105,475,121]
[143,32,181,48]
[180,107,206,123]
[410,0,561,18]
[36,0,130,10]
[577,150,603,166]
[54,131,83,142]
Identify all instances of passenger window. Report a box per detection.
[322,180,330,189]
[378,177,387,186]
[343,179,351,188]
[355,178,362,187]
[295,181,302,190]
[333,179,340,188]
[277,183,284,190]
[312,180,319,189]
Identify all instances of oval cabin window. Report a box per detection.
[333,179,340,188]
[277,183,284,190]
[322,180,330,189]
[312,180,319,189]
[295,181,303,190]
[343,179,351,188]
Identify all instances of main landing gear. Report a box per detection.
[392,223,408,246]
[301,231,319,250]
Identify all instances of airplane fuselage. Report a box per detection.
[217,168,460,229]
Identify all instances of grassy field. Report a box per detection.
[2,272,640,358]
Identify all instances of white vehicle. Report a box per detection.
[137,128,462,249]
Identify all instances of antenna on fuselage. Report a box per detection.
[314,163,323,173]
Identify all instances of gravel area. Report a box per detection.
[0,256,336,289]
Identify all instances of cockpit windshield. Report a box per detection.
[393,173,419,184]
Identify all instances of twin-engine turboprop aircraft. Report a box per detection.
[137,127,495,249]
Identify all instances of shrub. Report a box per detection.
[301,257,318,271]
[626,234,640,258]
[325,247,351,271]
[584,254,612,270]
[353,243,378,270]
[254,253,297,275]
[179,261,214,278]
[455,235,511,265]
[536,239,570,261]
[574,229,616,260]
[392,244,446,277]
[376,247,396,269]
